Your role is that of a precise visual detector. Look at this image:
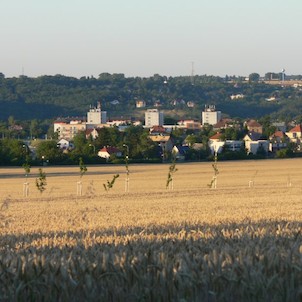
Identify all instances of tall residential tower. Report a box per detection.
[145,109,164,127]
[202,105,221,126]
[86,102,107,128]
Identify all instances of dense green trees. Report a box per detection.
[220,127,244,141]
[0,139,26,165]
[35,140,64,164]
[123,126,159,159]
[94,127,121,149]
[0,73,301,122]
[258,115,276,138]
[0,120,300,166]
[249,73,260,83]
[0,72,302,165]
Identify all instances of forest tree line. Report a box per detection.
[1,72,302,122]
[0,119,297,167]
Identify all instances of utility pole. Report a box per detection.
[190,61,195,85]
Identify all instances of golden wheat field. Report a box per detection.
[0,159,301,301]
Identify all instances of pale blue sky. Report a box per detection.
[1,0,301,78]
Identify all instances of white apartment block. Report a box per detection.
[145,109,164,127]
[202,105,221,125]
[86,102,107,128]
[54,102,107,139]
[54,120,86,140]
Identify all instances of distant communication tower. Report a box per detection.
[281,68,285,84]
[191,61,195,85]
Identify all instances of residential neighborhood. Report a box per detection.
[47,102,300,164]
[1,98,302,166]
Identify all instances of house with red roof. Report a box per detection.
[208,132,225,154]
[85,128,99,140]
[208,132,243,154]
[213,118,234,131]
[244,119,263,134]
[286,124,302,151]
[209,132,223,141]
[286,124,302,142]
[97,146,122,161]
[269,131,289,153]
[149,125,167,135]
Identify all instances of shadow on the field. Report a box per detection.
[0,219,301,301]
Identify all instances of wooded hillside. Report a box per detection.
[0,72,302,121]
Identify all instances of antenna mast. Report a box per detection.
[190,61,195,85]
[281,68,285,86]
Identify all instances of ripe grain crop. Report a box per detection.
[0,159,301,301]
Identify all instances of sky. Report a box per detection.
[1,0,301,78]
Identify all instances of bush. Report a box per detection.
[276,148,294,158]
[219,151,247,160]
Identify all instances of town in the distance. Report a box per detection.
[1,71,302,166]
[52,101,299,164]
